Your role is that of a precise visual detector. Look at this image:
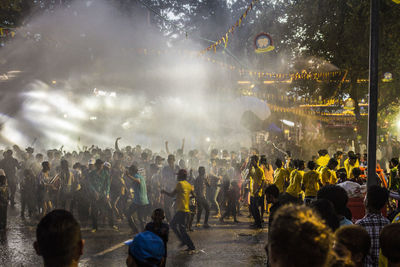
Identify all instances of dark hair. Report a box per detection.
[310,199,340,231]
[297,160,305,170]
[335,151,343,157]
[327,158,339,169]
[268,205,332,267]
[141,152,148,160]
[351,167,362,178]
[259,155,267,166]
[307,161,316,170]
[380,223,400,263]
[348,151,357,161]
[36,210,81,266]
[275,158,283,168]
[129,165,138,175]
[317,185,349,217]
[292,159,299,169]
[250,155,259,164]
[0,175,6,186]
[198,166,205,175]
[72,162,81,169]
[264,184,279,199]
[390,158,399,167]
[42,161,50,172]
[366,185,389,211]
[318,149,328,156]
[335,225,371,259]
[152,208,165,220]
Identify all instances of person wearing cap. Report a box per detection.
[161,155,180,222]
[161,169,195,251]
[0,169,8,230]
[125,231,165,267]
[88,159,117,232]
[125,164,149,233]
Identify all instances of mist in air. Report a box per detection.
[0,1,270,151]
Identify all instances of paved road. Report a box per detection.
[1,203,267,267]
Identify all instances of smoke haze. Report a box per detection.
[0,1,270,151]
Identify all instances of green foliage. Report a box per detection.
[267,0,400,128]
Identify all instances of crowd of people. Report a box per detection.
[0,138,400,266]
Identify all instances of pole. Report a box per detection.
[367,0,379,188]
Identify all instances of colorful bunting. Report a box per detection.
[200,0,259,55]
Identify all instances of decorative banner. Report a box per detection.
[268,102,367,123]
[382,72,393,82]
[135,48,352,82]
[254,32,275,53]
[200,0,259,54]
[0,27,16,38]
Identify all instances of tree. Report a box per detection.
[270,0,400,134]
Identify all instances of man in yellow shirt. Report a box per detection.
[161,169,195,251]
[334,151,344,170]
[286,160,305,202]
[316,149,330,172]
[302,161,321,204]
[344,151,359,179]
[321,159,339,185]
[273,159,289,193]
[248,155,265,229]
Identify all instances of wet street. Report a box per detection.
[0,201,267,266]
